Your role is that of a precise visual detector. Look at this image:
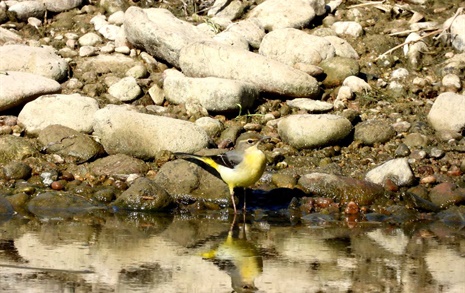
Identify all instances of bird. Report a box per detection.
[175,134,268,214]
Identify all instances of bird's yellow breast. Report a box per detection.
[217,145,266,189]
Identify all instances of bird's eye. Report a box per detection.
[247,139,254,144]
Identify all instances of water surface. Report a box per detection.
[1,212,464,292]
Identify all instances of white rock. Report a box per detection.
[278,114,352,149]
[90,14,107,31]
[108,10,125,25]
[195,117,224,137]
[125,64,148,79]
[78,32,102,46]
[0,71,61,112]
[180,41,319,98]
[0,27,23,45]
[163,69,259,112]
[331,21,363,37]
[207,0,245,20]
[365,158,414,187]
[334,85,352,110]
[148,84,164,105]
[224,19,265,49]
[8,1,45,21]
[342,76,371,93]
[93,106,209,159]
[246,0,326,31]
[213,31,249,50]
[98,24,121,41]
[108,77,142,102]
[286,99,333,112]
[324,35,359,59]
[442,74,461,91]
[76,54,136,76]
[427,92,465,133]
[446,14,465,51]
[259,28,335,67]
[79,46,98,57]
[42,0,83,13]
[18,94,99,135]
[100,42,115,53]
[0,45,68,81]
[124,7,209,68]
[390,68,409,80]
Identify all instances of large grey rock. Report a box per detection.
[246,0,326,31]
[93,106,209,159]
[259,28,335,67]
[75,54,136,77]
[8,1,46,21]
[0,71,61,112]
[179,41,319,98]
[427,92,465,134]
[88,154,149,177]
[0,135,38,164]
[446,14,465,51]
[208,0,246,20]
[18,94,99,136]
[298,173,384,205]
[154,159,229,204]
[278,114,352,149]
[324,35,360,59]
[0,27,23,45]
[43,0,83,12]
[213,31,250,50]
[27,192,97,219]
[163,69,259,112]
[124,7,209,67]
[354,120,396,146]
[38,125,104,163]
[224,19,265,49]
[0,45,68,81]
[112,177,173,212]
[365,158,414,187]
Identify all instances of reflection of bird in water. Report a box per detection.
[202,214,263,293]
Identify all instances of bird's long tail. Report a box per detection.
[174,153,219,171]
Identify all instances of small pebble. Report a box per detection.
[345,201,359,214]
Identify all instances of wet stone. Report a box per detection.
[0,136,39,165]
[2,161,32,180]
[112,177,173,212]
[27,192,99,219]
[428,182,465,209]
[298,173,385,206]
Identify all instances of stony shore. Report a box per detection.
[0,0,464,224]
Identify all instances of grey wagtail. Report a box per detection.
[175,134,268,214]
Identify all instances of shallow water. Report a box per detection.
[1,212,464,293]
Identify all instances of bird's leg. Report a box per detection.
[242,188,247,214]
[229,211,237,232]
[230,187,237,214]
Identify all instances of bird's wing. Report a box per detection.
[209,150,243,169]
